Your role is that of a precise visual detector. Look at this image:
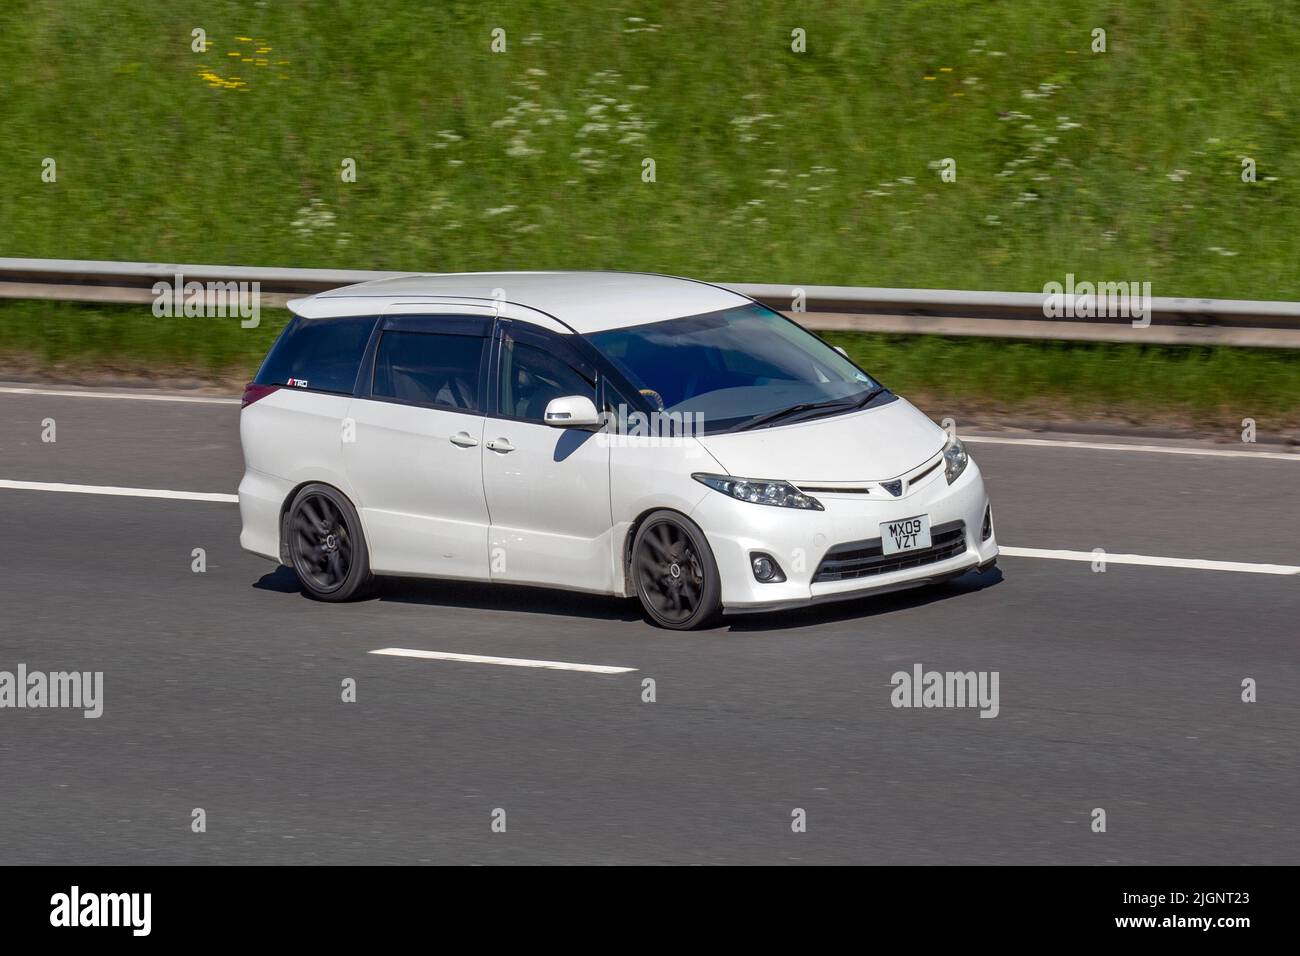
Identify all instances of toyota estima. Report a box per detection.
[239,272,997,629]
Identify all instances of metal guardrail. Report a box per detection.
[3,257,1299,347]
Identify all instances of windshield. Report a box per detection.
[585,303,881,433]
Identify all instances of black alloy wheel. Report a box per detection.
[632,512,722,629]
[287,484,373,601]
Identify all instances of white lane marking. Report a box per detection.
[0,385,238,405]
[965,434,1298,461]
[369,647,637,674]
[999,546,1300,576]
[0,480,1296,577]
[0,479,237,503]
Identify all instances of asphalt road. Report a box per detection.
[0,386,1297,864]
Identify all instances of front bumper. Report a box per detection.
[689,459,997,612]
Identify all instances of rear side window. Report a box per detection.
[372,331,486,411]
[255,316,376,394]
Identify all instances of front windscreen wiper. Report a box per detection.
[737,386,886,431]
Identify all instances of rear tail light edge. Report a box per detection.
[241,382,280,408]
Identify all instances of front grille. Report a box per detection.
[812,521,967,583]
[908,458,943,486]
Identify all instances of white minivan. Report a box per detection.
[239,272,997,629]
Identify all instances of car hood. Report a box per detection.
[695,397,947,482]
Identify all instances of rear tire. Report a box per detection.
[631,511,722,630]
[286,484,373,602]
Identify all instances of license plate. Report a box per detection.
[881,515,931,555]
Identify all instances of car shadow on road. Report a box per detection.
[254,564,1002,630]
[252,565,644,622]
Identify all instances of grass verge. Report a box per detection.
[2,1,1299,298]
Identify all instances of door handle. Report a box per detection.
[485,438,515,453]
[449,431,479,448]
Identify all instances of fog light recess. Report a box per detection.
[750,552,786,583]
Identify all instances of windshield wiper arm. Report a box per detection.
[737,387,884,431]
[737,401,835,431]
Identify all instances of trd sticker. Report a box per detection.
[286,378,309,387]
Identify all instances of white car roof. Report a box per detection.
[287,271,752,334]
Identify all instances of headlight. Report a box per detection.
[943,436,969,484]
[692,473,824,510]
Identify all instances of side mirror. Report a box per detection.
[543,395,601,427]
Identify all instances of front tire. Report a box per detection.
[286,484,373,601]
[631,511,722,630]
